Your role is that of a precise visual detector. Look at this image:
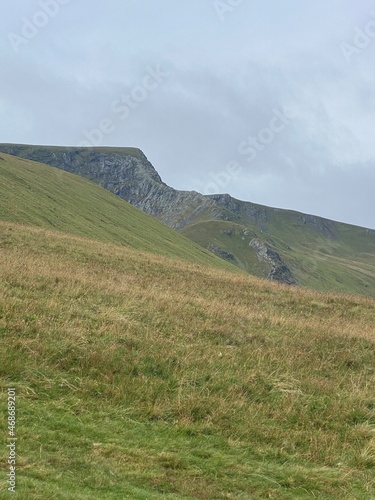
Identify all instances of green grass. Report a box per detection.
[0,222,375,499]
[181,219,271,276]
[181,208,375,296]
[0,153,237,272]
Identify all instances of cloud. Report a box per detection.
[1,0,374,228]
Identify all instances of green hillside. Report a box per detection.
[0,222,374,499]
[180,200,375,296]
[0,152,237,271]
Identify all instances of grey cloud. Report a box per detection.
[1,1,374,228]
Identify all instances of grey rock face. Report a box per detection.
[207,193,271,226]
[300,214,338,240]
[207,244,236,262]
[249,238,297,285]
[0,145,216,230]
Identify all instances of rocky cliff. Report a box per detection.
[1,144,374,293]
[0,145,218,230]
[249,238,297,285]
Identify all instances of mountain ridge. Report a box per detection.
[1,143,372,232]
[1,143,374,295]
[0,151,238,272]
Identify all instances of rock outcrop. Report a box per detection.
[249,238,297,285]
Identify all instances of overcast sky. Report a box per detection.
[1,1,375,229]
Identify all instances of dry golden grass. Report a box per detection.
[0,221,374,499]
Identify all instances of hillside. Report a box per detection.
[0,152,237,272]
[1,221,375,499]
[1,144,374,296]
[180,195,375,295]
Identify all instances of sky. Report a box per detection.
[1,0,375,229]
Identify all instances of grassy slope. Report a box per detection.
[266,211,375,294]
[181,209,375,296]
[0,153,236,272]
[180,220,270,275]
[1,222,375,499]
